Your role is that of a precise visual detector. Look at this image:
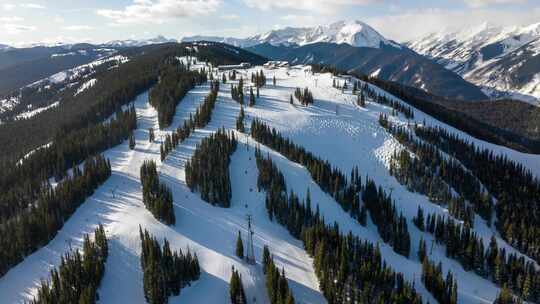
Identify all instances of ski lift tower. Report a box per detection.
[245,214,256,265]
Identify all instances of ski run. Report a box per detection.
[1,57,540,304]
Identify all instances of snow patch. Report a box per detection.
[15,101,59,119]
[75,78,97,96]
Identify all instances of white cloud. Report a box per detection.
[463,0,527,8]
[3,23,36,34]
[53,16,65,23]
[221,14,239,20]
[19,3,46,9]
[242,0,379,12]
[97,0,221,25]
[2,3,15,10]
[0,16,24,22]
[279,14,318,27]
[63,25,95,31]
[366,7,540,42]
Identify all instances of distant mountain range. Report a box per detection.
[408,22,540,104]
[183,20,401,49]
[104,35,177,48]
[0,44,12,51]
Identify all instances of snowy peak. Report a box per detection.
[0,43,12,51]
[408,22,540,104]
[180,35,249,48]
[182,20,401,49]
[251,20,400,49]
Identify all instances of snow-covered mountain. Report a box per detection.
[181,35,250,48]
[105,35,177,48]
[0,44,12,51]
[408,22,540,104]
[182,20,401,49]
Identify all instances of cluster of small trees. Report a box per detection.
[251,120,410,257]
[421,258,458,304]
[231,78,244,105]
[185,129,237,207]
[236,106,245,133]
[254,152,422,304]
[494,287,522,304]
[229,267,247,304]
[293,87,314,106]
[0,155,111,277]
[160,81,220,161]
[331,75,413,119]
[380,116,491,227]
[149,58,207,128]
[139,228,200,304]
[356,92,366,107]
[414,207,540,302]
[362,178,411,257]
[262,245,295,304]
[251,70,266,88]
[31,225,108,304]
[140,160,175,225]
[414,125,540,264]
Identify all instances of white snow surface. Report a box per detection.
[2,63,540,304]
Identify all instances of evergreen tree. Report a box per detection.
[418,237,427,262]
[236,230,244,259]
[249,87,256,107]
[129,133,136,150]
[229,267,247,304]
[149,128,155,142]
[236,106,245,133]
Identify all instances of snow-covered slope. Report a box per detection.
[0,44,12,51]
[408,22,540,104]
[183,20,401,49]
[0,53,127,121]
[2,59,540,303]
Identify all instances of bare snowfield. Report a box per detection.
[1,61,540,304]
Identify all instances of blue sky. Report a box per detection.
[1,0,539,46]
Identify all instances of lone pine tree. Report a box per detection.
[236,230,244,259]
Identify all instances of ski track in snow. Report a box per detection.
[2,63,540,304]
